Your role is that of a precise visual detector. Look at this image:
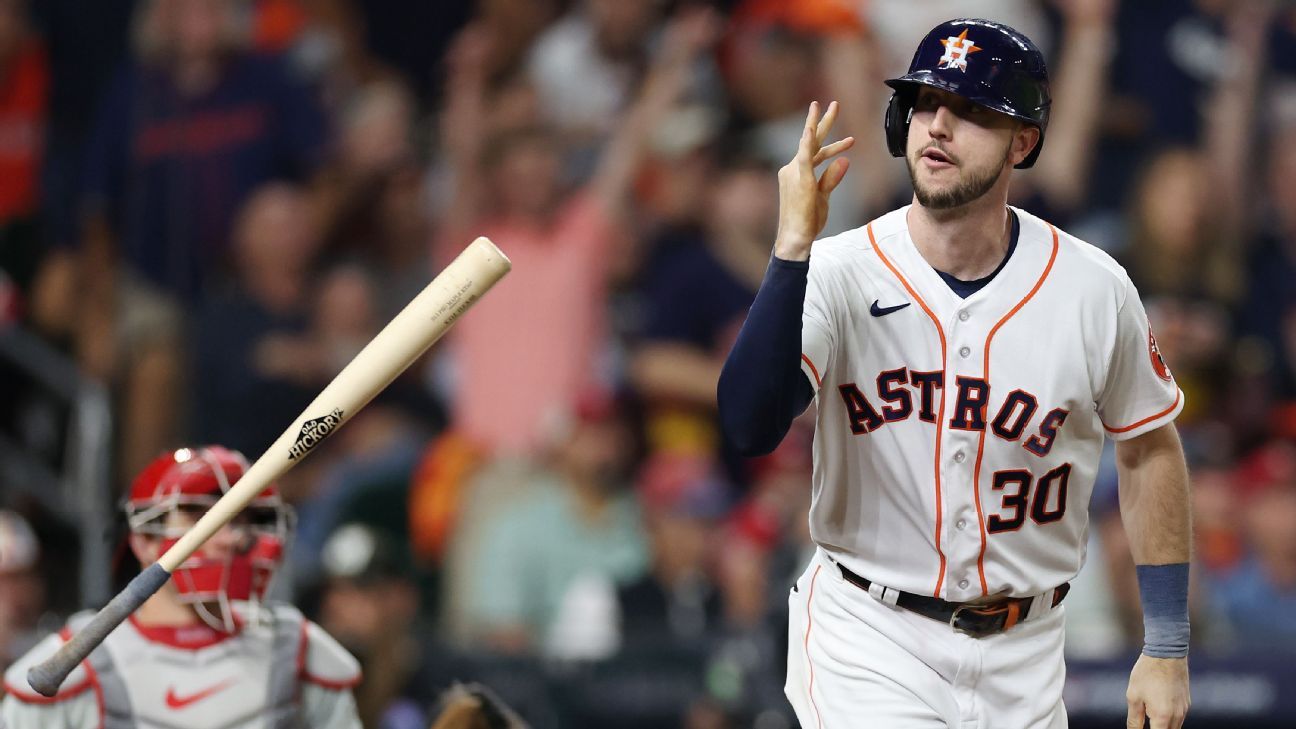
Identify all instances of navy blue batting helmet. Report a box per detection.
[884,18,1050,169]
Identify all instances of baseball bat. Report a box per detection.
[28,236,511,697]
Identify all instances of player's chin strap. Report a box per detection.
[192,593,238,634]
[837,562,1069,639]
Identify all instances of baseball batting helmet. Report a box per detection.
[884,18,1050,169]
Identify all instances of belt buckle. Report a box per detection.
[948,604,1003,638]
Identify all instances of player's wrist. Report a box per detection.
[1136,563,1191,659]
[774,236,813,261]
[1141,624,1190,659]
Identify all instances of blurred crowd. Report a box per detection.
[2,0,1296,727]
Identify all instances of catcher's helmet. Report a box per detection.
[126,446,292,631]
[884,18,1050,169]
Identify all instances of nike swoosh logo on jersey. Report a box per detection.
[165,678,236,709]
[870,300,911,317]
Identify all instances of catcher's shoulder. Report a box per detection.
[262,603,361,690]
[302,619,361,689]
[2,617,96,704]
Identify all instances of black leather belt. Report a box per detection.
[837,563,1069,638]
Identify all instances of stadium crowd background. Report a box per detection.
[1,0,1295,726]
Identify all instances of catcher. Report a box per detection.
[1,446,362,728]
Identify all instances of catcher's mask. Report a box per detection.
[125,446,293,632]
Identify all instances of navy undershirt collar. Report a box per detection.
[933,209,1020,299]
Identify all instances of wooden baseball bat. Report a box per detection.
[28,237,511,697]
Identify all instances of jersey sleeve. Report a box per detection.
[800,251,838,392]
[300,681,362,729]
[2,693,100,729]
[2,630,99,729]
[301,620,362,689]
[1096,277,1184,440]
[298,620,362,728]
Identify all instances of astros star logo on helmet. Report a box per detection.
[938,29,981,71]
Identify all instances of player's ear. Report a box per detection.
[1009,124,1041,167]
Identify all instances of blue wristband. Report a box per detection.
[1135,563,1190,658]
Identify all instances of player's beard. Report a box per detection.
[908,140,1011,210]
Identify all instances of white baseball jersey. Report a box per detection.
[798,205,1183,602]
[2,603,361,729]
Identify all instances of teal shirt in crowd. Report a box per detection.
[469,474,648,643]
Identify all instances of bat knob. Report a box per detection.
[27,662,69,697]
[25,563,172,697]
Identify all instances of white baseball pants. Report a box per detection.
[785,549,1068,729]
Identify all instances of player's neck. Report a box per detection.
[907,193,1013,281]
[134,588,204,628]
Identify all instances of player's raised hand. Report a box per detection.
[774,101,855,261]
[1125,654,1190,729]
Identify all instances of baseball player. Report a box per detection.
[1,446,362,728]
[718,18,1192,729]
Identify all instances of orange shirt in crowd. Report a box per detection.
[0,40,48,222]
[450,193,613,456]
